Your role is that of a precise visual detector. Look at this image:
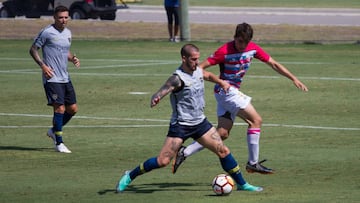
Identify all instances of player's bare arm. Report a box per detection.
[68,52,80,68]
[266,57,309,92]
[202,69,230,92]
[29,44,54,79]
[150,75,182,108]
[198,59,212,70]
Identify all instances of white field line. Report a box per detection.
[0,58,177,62]
[0,113,359,131]
[0,69,359,81]
[119,7,360,17]
[0,59,359,81]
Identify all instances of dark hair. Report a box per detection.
[54,5,69,14]
[181,44,199,58]
[234,23,253,42]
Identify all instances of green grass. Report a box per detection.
[138,0,360,8]
[0,39,360,203]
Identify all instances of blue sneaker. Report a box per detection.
[237,183,263,192]
[116,171,132,193]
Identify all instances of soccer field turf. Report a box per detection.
[137,0,360,8]
[0,40,359,202]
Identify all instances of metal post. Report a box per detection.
[179,0,191,41]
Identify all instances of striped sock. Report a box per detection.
[53,112,64,145]
[247,128,261,165]
[220,153,246,185]
[129,157,159,180]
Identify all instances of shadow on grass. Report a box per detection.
[0,145,50,151]
[98,182,210,195]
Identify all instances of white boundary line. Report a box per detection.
[0,70,359,81]
[1,59,359,130]
[1,58,359,81]
[0,113,359,131]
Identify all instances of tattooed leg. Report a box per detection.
[196,127,230,158]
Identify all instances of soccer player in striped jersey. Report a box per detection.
[173,23,308,174]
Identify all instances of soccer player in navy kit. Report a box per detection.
[29,6,80,153]
[116,44,263,193]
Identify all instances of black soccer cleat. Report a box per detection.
[172,146,186,174]
[246,159,274,174]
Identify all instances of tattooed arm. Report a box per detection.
[150,74,183,108]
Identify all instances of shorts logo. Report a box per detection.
[52,94,58,100]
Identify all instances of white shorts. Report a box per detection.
[214,86,252,121]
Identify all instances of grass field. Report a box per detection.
[1,0,359,7]
[0,39,359,203]
[136,0,360,8]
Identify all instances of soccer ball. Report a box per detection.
[212,174,235,195]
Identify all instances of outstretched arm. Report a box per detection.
[199,59,212,69]
[199,59,230,92]
[150,74,183,108]
[266,57,308,92]
[202,69,230,92]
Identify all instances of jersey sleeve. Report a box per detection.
[206,44,227,65]
[253,43,270,62]
[33,28,48,48]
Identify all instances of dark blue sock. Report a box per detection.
[220,153,246,185]
[129,157,159,180]
[53,112,64,144]
[62,112,73,126]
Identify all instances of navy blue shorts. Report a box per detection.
[167,118,213,141]
[165,6,179,25]
[44,81,77,106]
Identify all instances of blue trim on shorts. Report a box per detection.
[167,118,213,141]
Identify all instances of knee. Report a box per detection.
[250,116,262,128]
[157,157,171,168]
[255,116,262,126]
[54,105,65,113]
[67,105,78,115]
[217,128,230,140]
[217,145,231,158]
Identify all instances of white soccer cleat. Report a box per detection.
[47,128,56,145]
[56,143,72,153]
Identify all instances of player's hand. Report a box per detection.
[293,79,308,92]
[150,95,161,108]
[41,64,54,79]
[220,80,230,93]
[72,55,80,68]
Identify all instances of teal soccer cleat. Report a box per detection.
[116,171,132,193]
[237,183,263,192]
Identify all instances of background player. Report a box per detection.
[29,6,80,153]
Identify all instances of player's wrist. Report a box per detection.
[39,61,46,68]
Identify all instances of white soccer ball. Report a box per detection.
[212,174,235,195]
